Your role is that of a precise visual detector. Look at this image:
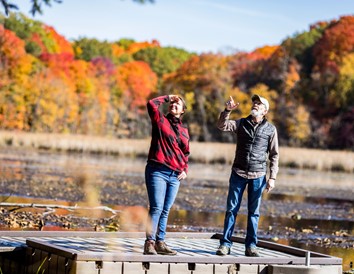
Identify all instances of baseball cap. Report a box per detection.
[252,94,269,111]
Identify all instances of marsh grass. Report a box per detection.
[0,131,149,157]
[0,131,353,173]
[280,147,354,173]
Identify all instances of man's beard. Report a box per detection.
[250,109,263,118]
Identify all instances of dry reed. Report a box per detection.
[0,130,150,157]
[0,131,353,173]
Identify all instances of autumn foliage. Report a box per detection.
[0,13,354,149]
[117,61,157,110]
[313,16,354,74]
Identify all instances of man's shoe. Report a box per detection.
[216,245,230,256]
[245,247,260,257]
[143,240,157,255]
[155,241,177,255]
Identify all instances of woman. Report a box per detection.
[144,94,190,255]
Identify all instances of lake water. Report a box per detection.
[0,148,353,271]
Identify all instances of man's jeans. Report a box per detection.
[145,162,180,242]
[220,171,266,248]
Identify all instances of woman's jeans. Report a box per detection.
[145,162,180,242]
[220,171,266,248]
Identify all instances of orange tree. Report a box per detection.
[311,16,354,112]
[90,57,121,135]
[0,25,35,130]
[116,60,158,137]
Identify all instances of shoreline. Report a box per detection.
[0,130,353,173]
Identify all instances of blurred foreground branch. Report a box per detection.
[0,202,120,215]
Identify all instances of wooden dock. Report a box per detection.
[0,231,342,274]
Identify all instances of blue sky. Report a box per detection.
[15,0,354,53]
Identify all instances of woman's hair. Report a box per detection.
[177,96,187,111]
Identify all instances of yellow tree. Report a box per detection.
[285,104,311,146]
[163,53,232,141]
[334,53,354,108]
[27,67,79,133]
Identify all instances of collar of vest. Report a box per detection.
[246,115,267,125]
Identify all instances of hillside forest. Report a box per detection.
[0,13,353,149]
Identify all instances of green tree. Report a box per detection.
[2,13,73,56]
[133,46,193,78]
[73,38,113,61]
[116,38,136,50]
[281,24,325,75]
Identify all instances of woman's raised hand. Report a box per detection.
[169,95,179,102]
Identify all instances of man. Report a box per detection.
[216,94,279,257]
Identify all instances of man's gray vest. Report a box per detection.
[233,116,275,172]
